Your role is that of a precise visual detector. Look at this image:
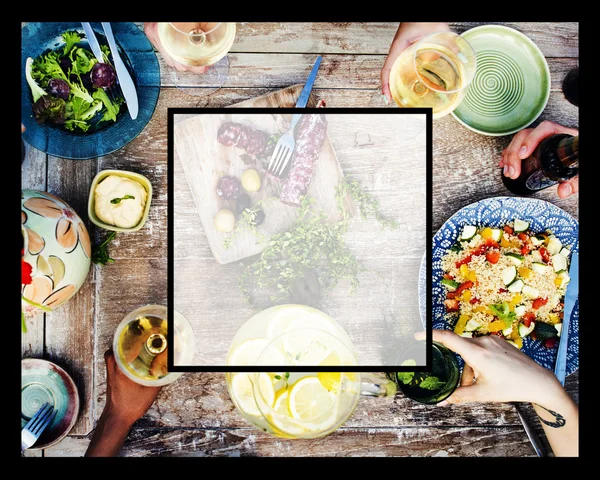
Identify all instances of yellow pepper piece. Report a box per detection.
[510,327,521,341]
[548,313,560,325]
[500,236,511,248]
[488,320,506,332]
[513,337,523,349]
[454,314,470,335]
[474,306,492,315]
[481,227,493,239]
[468,271,477,282]
[518,267,533,279]
[508,294,523,312]
[459,264,469,278]
[554,277,563,287]
[461,289,472,302]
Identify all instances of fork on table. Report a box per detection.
[21,403,57,452]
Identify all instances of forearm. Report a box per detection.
[85,410,134,457]
[532,381,579,457]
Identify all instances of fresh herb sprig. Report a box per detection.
[335,179,399,229]
[110,195,135,205]
[239,197,362,304]
[237,179,398,305]
[224,203,266,250]
[92,231,117,266]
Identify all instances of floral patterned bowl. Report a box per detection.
[21,190,91,320]
[418,196,579,375]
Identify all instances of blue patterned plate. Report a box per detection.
[21,22,160,160]
[419,196,579,375]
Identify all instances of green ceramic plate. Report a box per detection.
[452,25,550,136]
[21,358,79,450]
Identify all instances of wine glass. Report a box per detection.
[157,22,236,97]
[387,31,476,118]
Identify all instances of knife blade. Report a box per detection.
[553,251,578,385]
[295,55,322,108]
[511,402,548,457]
[101,22,139,120]
[81,22,104,62]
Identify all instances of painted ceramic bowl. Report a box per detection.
[21,190,91,318]
[419,196,579,375]
[21,358,80,449]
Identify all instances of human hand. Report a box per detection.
[499,120,579,198]
[102,348,161,427]
[416,330,564,407]
[381,22,450,103]
[143,22,209,74]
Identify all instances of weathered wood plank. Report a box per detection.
[158,54,577,91]
[45,157,97,436]
[46,425,537,457]
[137,22,577,58]
[21,146,47,358]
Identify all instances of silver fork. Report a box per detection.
[21,403,57,452]
[267,113,302,176]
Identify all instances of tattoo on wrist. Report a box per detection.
[535,404,566,428]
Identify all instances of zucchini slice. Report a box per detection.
[461,225,477,241]
[502,266,517,285]
[507,279,524,293]
[552,254,567,272]
[490,228,502,242]
[514,305,527,318]
[514,219,530,232]
[555,323,563,337]
[519,321,535,337]
[465,319,483,332]
[505,252,524,265]
[559,247,571,258]
[547,236,563,255]
[532,262,549,274]
[441,278,461,290]
[530,236,544,246]
[468,234,482,248]
[522,285,539,299]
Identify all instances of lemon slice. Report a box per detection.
[227,338,268,366]
[283,334,332,366]
[317,372,342,392]
[285,314,338,336]
[266,306,313,339]
[273,389,292,417]
[288,377,336,424]
[230,372,274,417]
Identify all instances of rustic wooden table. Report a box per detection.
[21,22,578,457]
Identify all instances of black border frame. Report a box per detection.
[167,107,433,373]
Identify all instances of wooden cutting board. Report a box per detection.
[173,85,354,264]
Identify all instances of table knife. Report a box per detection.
[81,22,104,62]
[554,251,578,386]
[101,22,139,120]
[295,55,322,108]
[512,402,548,457]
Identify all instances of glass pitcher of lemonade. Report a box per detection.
[226,305,396,439]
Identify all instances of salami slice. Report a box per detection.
[245,130,267,155]
[216,122,242,147]
[280,114,327,207]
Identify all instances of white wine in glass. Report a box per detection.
[157,22,236,96]
[389,31,476,118]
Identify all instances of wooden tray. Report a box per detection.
[173,85,354,264]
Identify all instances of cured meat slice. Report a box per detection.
[280,114,327,207]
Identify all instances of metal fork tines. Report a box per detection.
[268,113,302,176]
[21,403,57,452]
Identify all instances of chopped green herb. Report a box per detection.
[92,231,117,266]
[110,195,135,205]
[224,203,266,250]
[274,375,282,380]
[489,302,516,327]
[419,376,446,391]
[396,371,415,384]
